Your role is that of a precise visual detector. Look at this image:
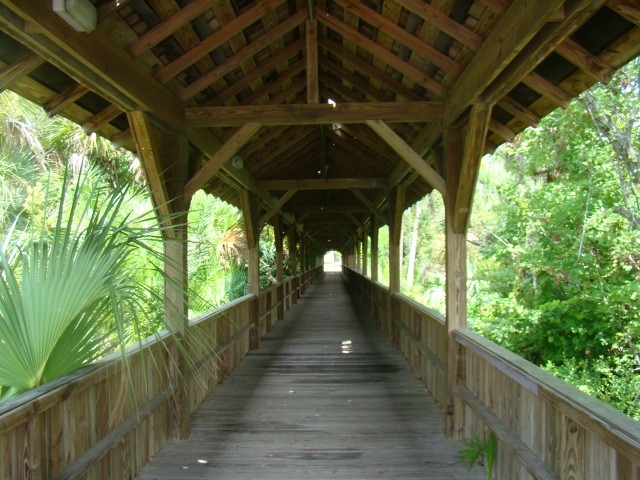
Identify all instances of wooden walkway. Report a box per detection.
[137,273,484,479]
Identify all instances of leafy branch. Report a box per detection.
[460,431,497,480]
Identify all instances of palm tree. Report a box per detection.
[188,191,248,315]
[0,166,172,401]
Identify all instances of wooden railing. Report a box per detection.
[454,329,640,479]
[0,268,321,480]
[344,267,640,480]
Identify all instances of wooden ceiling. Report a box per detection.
[1,0,639,251]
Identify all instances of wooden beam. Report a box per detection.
[260,178,387,191]
[127,111,173,221]
[555,38,614,84]
[186,102,443,127]
[287,204,370,214]
[335,0,462,76]
[394,0,482,51]
[608,0,640,26]
[0,52,44,91]
[388,185,406,294]
[248,127,317,172]
[184,122,261,200]
[0,0,184,130]
[443,119,467,438]
[522,71,572,109]
[154,0,282,83]
[210,38,305,106]
[350,189,387,223]
[240,189,261,350]
[260,189,297,227]
[444,0,565,126]
[453,103,492,233]
[319,37,424,102]
[178,10,306,102]
[240,60,306,107]
[488,118,515,143]
[127,0,215,57]
[83,104,122,132]
[316,7,447,97]
[497,96,540,126]
[370,214,378,282]
[241,190,261,252]
[45,83,89,116]
[483,1,608,106]
[306,19,319,104]
[366,120,446,196]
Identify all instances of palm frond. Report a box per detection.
[0,165,176,400]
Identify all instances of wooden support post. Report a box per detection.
[300,236,307,295]
[241,189,261,350]
[289,229,298,303]
[444,122,468,439]
[388,186,405,294]
[388,186,405,347]
[452,103,492,232]
[370,215,378,282]
[128,110,191,440]
[355,233,361,273]
[362,227,368,278]
[274,215,285,321]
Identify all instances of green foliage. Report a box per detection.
[0,167,169,401]
[187,190,246,315]
[460,431,497,479]
[467,58,640,419]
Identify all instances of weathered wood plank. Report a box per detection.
[136,273,484,479]
[185,102,443,127]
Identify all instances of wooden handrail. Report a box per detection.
[454,328,640,465]
[342,266,640,478]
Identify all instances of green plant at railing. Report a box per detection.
[0,166,177,401]
[460,431,497,480]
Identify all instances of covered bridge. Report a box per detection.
[1,0,640,478]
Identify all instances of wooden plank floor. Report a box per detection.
[137,273,485,479]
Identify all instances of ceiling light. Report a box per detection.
[231,154,244,169]
[53,0,97,33]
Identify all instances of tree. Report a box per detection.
[0,167,171,401]
[468,59,640,418]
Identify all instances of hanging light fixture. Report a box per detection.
[231,154,244,169]
[53,0,97,33]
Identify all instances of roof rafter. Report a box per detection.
[155,0,283,83]
[185,122,262,200]
[316,7,447,97]
[0,0,183,129]
[443,0,566,126]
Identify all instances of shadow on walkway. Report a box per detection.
[137,272,484,479]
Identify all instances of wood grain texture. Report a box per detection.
[454,328,640,479]
[137,273,484,480]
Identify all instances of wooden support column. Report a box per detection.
[128,110,190,440]
[355,233,362,273]
[452,103,492,232]
[370,215,378,282]
[388,186,405,347]
[300,236,307,294]
[289,229,298,303]
[274,215,285,321]
[444,123,467,440]
[388,186,405,294]
[240,189,261,350]
[362,227,368,278]
[443,102,490,438]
